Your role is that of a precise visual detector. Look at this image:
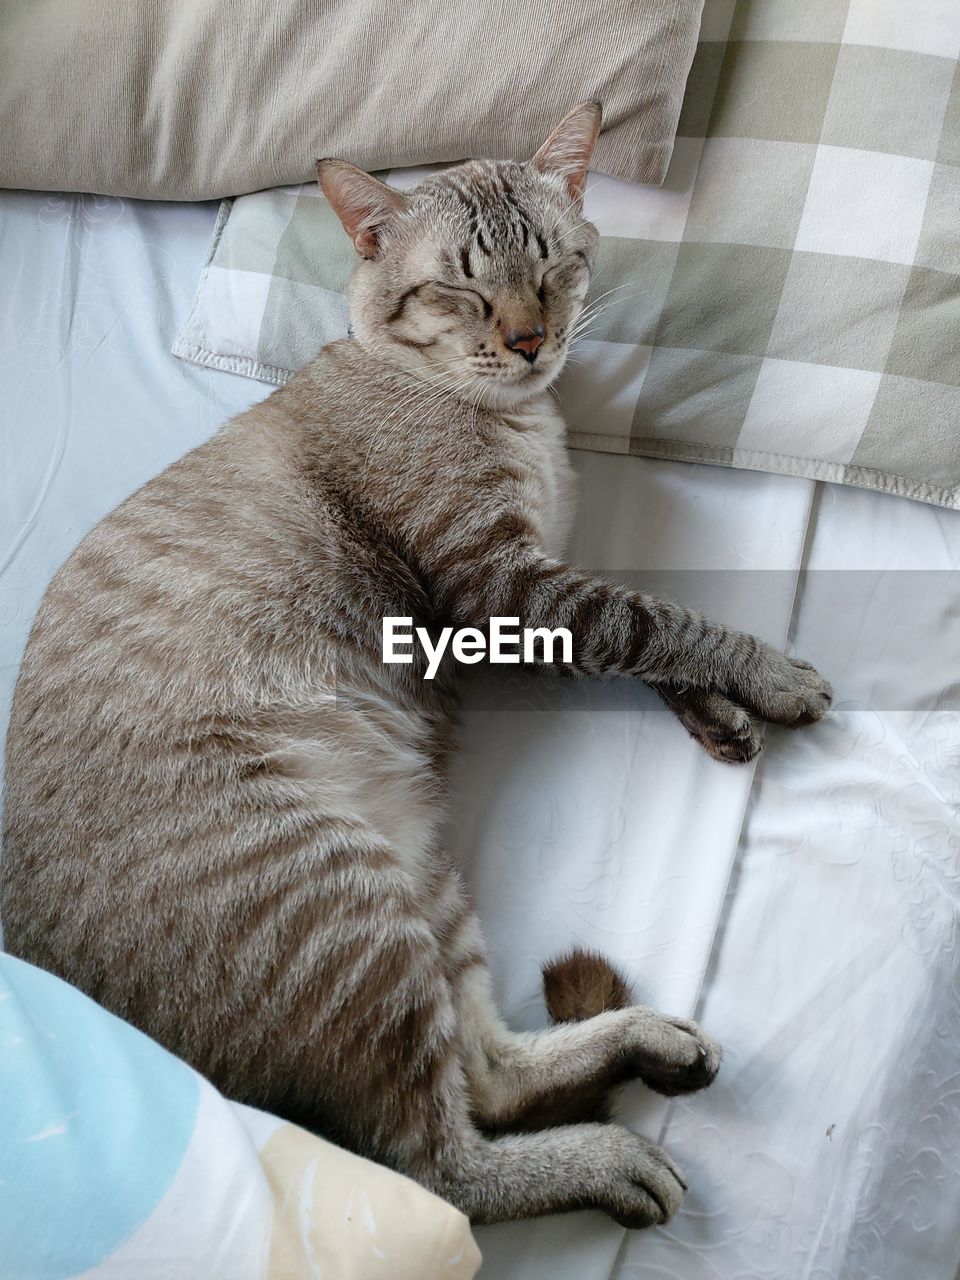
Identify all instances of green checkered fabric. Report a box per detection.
[174,0,960,509]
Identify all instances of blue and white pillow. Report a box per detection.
[0,952,480,1280]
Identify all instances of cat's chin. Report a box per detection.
[483,364,560,409]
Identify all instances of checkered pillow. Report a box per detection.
[174,0,960,509]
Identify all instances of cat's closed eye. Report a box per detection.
[432,281,481,295]
[429,281,493,319]
[541,255,589,290]
[538,264,566,296]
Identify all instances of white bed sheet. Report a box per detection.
[1,191,958,1280]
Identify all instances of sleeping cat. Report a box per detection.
[1,103,831,1228]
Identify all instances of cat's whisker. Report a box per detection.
[580,178,601,208]
[564,303,630,344]
[469,376,487,433]
[566,290,641,345]
[551,219,590,247]
[578,282,638,313]
[543,197,574,239]
[543,177,601,239]
[360,370,475,474]
[378,371,478,440]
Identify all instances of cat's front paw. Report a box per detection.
[656,686,762,763]
[731,646,832,727]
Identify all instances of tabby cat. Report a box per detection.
[1,103,831,1227]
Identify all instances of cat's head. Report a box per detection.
[317,102,601,409]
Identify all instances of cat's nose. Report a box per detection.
[505,325,545,363]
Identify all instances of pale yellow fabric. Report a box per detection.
[0,0,703,200]
[260,1123,482,1280]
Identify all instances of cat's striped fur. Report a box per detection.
[1,104,831,1227]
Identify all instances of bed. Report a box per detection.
[2,187,959,1280]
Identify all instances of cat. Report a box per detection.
[1,102,831,1228]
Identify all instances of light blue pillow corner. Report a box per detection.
[0,952,200,1280]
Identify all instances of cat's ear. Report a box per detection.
[531,100,602,203]
[316,159,407,259]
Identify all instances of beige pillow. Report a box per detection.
[0,0,703,200]
[175,3,960,513]
[258,1121,481,1280]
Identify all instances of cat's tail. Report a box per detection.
[542,947,632,1023]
